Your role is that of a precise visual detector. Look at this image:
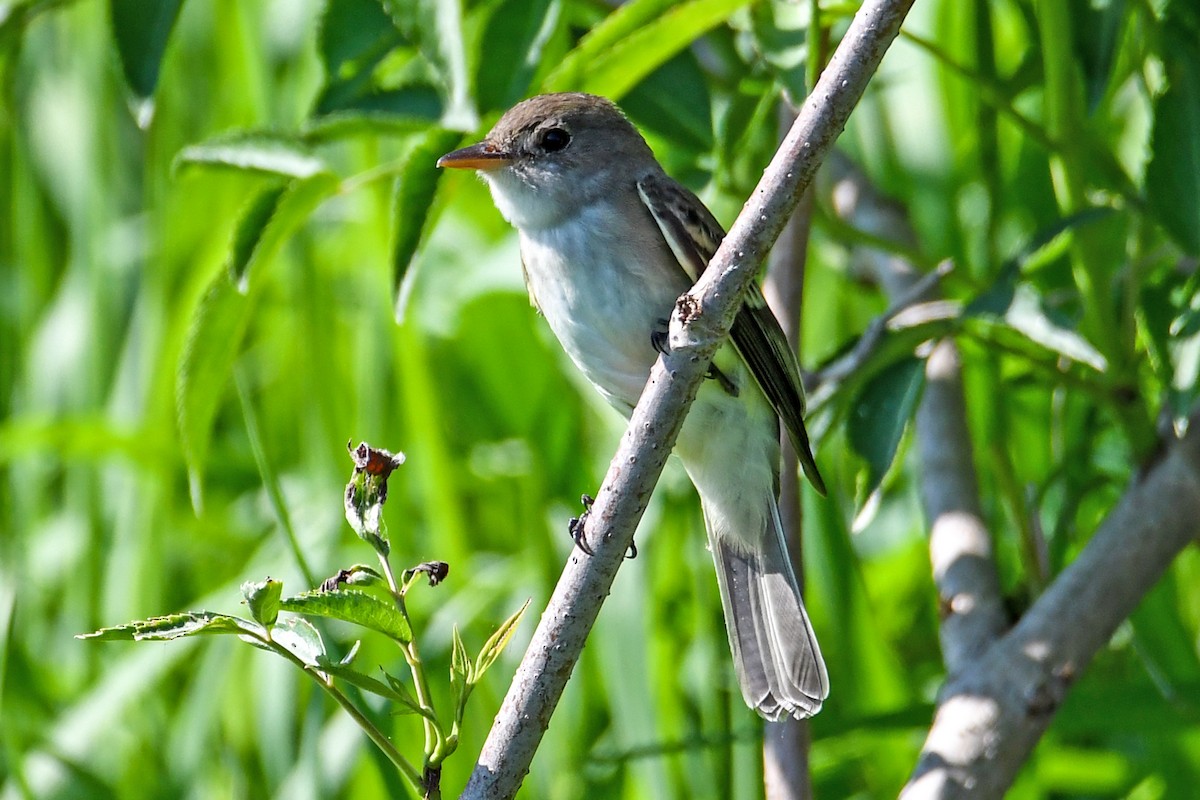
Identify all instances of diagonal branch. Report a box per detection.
[820,154,1200,798]
[459,2,918,797]
[902,416,1200,798]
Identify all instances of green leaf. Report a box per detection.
[542,0,750,100]
[109,0,184,99]
[473,599,530,680]
[450,624,472,715]
[175,134,330,180]
[272,617,326,667]
[383,669,426,715]
[230,186,287,283]
[230,172,341,286]
[382,0,477,130]
[317,660,416,709]
[177,174,340,503]
[393,128,462,321]
[177,270,253,508]
[77,612,256,642]
[747,0,812,100]
[968,279,1108,372]
[1145,30,1200,255]
[280,589,413,643]
[540,0,675,92]
[475,0,558,111]
[847,357,925,498]
[242,578,283,627]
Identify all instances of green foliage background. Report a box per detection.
[2,0,1200,798]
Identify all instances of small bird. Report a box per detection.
[437,93,828,720]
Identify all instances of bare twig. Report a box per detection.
[761,104,815,800]
[459,2,917,797]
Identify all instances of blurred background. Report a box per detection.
[2,0,1199,797]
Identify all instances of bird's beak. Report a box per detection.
[436,141,511,171]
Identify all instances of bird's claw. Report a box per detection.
[567,493,638,559]
[568,494,595,556]
[650,319,670,355]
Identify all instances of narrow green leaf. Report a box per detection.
[473,599,530,680]
[176,134,329,180]
[232,172,340,286]
[318,660,412,705]
[77,612,256,642]
[383,669,425,715]
[382,0,477,130]
[272,617,326,667]
[451,625,470,694]
[542,0,750,100]
[847,357,925,498]
[541,0,675,92]
[177,270,253,508]
[393,128,462,322]
[242,578,283,627]
[317,0,399,79]
[110,0,184,99]
[230,186,287,283]
[475,0,558,111]
[1002,284,1108,372]
[1145,34,1200,255]
[280,589,413,644]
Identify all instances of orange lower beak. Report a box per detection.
[437,142,511,171]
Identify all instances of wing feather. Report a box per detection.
[637,173,826,495]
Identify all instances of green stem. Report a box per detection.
[378,552,445,760]
[262,634,425,791]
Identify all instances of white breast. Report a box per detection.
[518,200,689,413]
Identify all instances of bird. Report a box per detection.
[437,92,828,720]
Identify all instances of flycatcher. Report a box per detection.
[438,92,828,720]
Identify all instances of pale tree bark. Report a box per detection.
[459,1,918,796]
[822,153,1200,799]
[761,110,816,800]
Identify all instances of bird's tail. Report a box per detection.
[705,497,828,720]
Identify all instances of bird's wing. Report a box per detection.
[637,173,826,495]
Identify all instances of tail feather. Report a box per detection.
[706,500,828,720]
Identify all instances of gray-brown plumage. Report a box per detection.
[438,92,829,719]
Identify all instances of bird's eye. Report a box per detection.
[539,127,571,153]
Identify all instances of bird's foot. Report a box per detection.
[567,494,638,559]
[568,494,595,556]
[650,319,670,355]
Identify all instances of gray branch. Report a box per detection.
[902,419,1200,797]
[761,104,816,800]
[822,154,1007,674]
[821,155,1200,797]
[459,1,917,796]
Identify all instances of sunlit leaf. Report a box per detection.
[176,135,329,180]
[78,612,256,642]
[280,589,413,644]
[450,624,472,717]
[271,617,326,667]
[544,0,749,100]
[242,578,282,627]
[382,0,477,129]
[473,599,530,680]
[177,271,253,507]
[230,172,340,286]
